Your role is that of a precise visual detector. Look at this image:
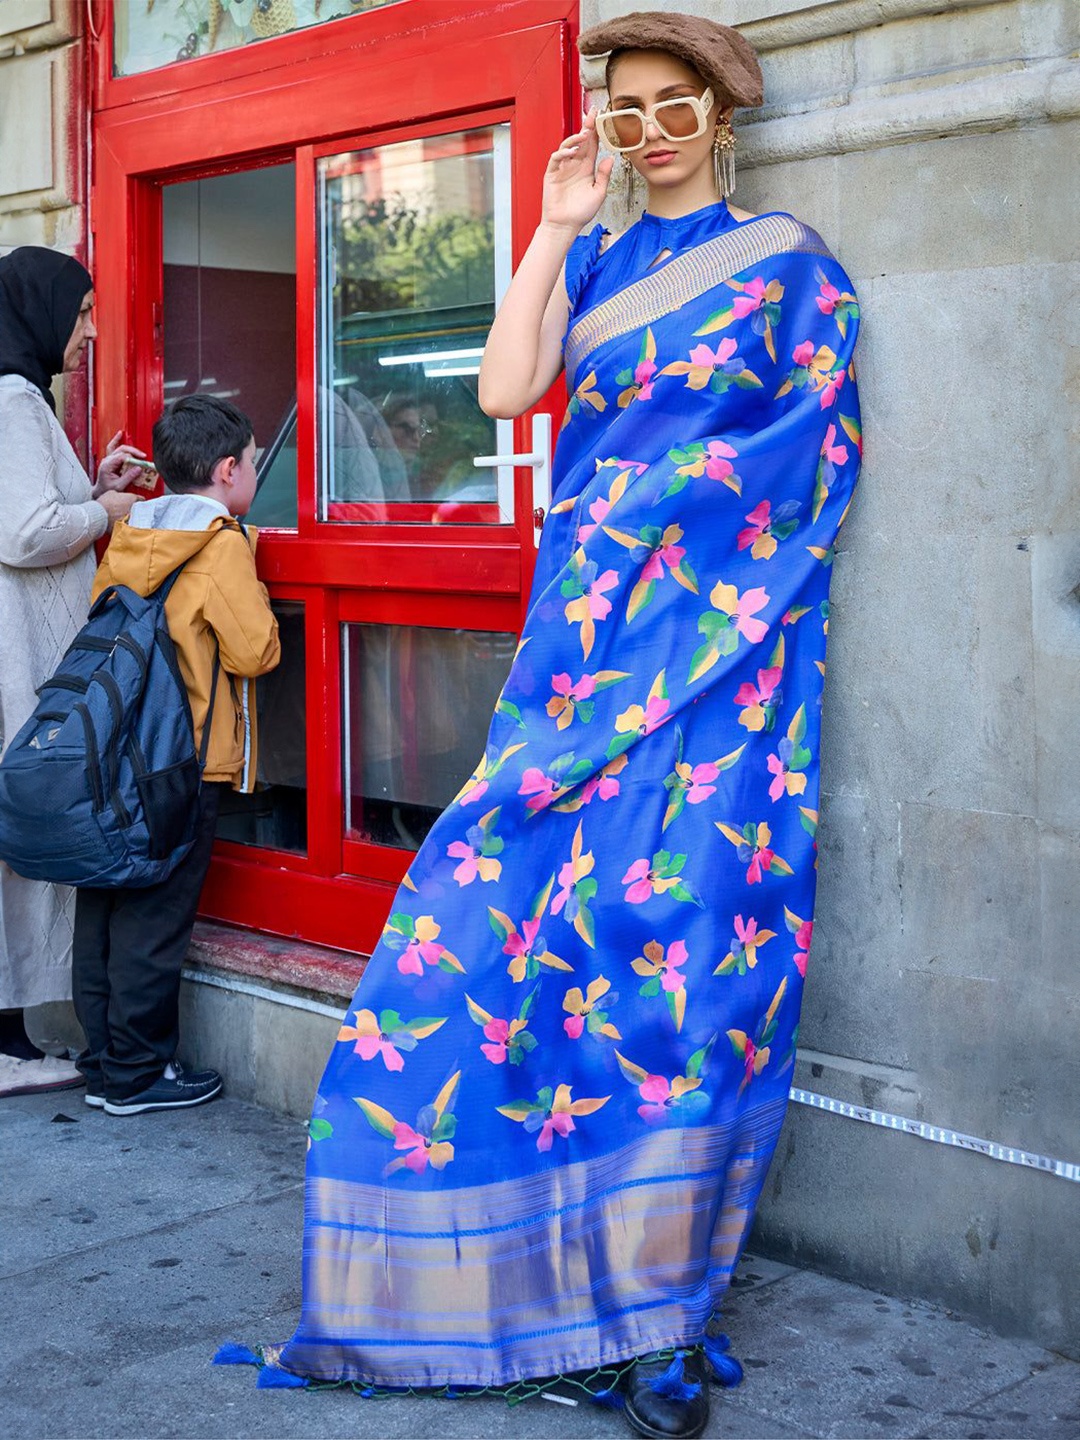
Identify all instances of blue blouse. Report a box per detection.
[566,200,748,316]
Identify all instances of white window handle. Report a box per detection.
[474,413,552,543]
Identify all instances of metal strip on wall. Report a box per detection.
[789,1087,1080,1184]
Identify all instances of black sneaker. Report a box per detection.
[84,1090,105,1109]
[104,1062,222,1115]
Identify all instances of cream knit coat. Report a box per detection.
[0,375,108,1008]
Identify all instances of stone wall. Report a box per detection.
[584,0,1080,1357]
[0,0,87,443]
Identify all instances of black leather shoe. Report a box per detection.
[623,1350,710,1439]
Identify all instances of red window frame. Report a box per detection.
[89,0,578,954]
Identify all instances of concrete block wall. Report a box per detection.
[584,0,1079,1356]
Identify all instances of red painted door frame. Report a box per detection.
[90,0,578,954]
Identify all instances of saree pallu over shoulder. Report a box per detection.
[277,212,862,1390]
[564,214,834,381]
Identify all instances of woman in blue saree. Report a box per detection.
[249,13,862,1438]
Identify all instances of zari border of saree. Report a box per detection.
[565,213,834,378]
[277,1095,789,1388]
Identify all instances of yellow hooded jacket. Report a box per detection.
[91,493,280,791]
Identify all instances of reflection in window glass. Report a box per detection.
[216,602,307,852]
[114,0,403,77]
[162,164,297,528]
[319,126,512,524]
[343,623,515,850]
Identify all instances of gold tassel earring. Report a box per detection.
[713,118,737,199]
[619,155,643,219]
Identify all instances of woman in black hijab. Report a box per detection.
[0,246,143,1097]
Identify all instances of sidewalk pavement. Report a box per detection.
[1,1090,1076,1440]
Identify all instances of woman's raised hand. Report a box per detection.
[541,108,615,234]
[95,430,148,494]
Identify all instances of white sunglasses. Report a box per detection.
[597,87,715,153]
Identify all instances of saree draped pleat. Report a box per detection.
[280,206,862,1387]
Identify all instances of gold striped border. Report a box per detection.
[565,214,833,378]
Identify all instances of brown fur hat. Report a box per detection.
[578,10,763,109]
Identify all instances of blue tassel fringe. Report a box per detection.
[212,1343,260,1367]
[646,1351,701,1403]
[591,1386,625,1409]
[704,1334,744,1388]
[257,1365,310,1389]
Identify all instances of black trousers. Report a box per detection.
[72,783,224,1101]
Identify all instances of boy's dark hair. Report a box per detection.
[152,394,253,493]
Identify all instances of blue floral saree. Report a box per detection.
[274,202,862,1389]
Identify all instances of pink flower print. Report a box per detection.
[393,916,452,976]
[457,775,488,805]
[816,281,842,315]
[631,938,688,991]
[735,915,765,964]
[617,330,659,407]
[732,276,769,318]
[562,976,620,1041]
[621,848,700,908]
[578,764,622,806]
[391,1122,454,1175]
[734,666,783,732]
[381,912,463,977]
[661,939,688,993]
[616,692,670,740]
[704,440,739,485]
[563,558,620,661]
[563,1012,585,1040]
[578,568,618,622]
[819,367,846,409]
[447,839,499,884]
[767,739,809,802]
[337,1009,404,1072]
[738,500,773,558]
[792,340,816,366]
[693,338,735,367]
[821,424,849,468]
[622,858,656,905]
[746,833,775,884]
[538,1110,575,1151]
[577,495,610,544]
[733,587,770,643]
[518,767,560,812]
[446,812,503,885]
[498,1083,610,1153]
[631,938,690,1029]
[546,672,597,731]
[503,915,544,975]
[717,820,794,883]
[711,582,770,645]
[785,908,814,977]
[637,1073,675,1125]
[639,531,685,585]
[715,914,778,977]
[684,761,720,804]
[661,337,761,394]
[480,1017,512,1064]
[634,356,657,401]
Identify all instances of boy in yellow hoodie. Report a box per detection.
[73,396,280,1115]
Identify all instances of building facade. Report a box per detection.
[1,0,1077,1356]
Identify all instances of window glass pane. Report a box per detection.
[216,602,307,852]
[114,0,405,78]
[343,623,515,850]
[162,164,297,528]
[319,126,513,524]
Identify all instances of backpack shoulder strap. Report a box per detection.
[198,647,222,770]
